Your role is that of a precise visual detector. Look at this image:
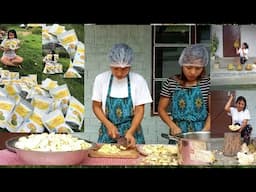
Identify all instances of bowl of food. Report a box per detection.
[5,133,95,165]
[229,124,241,131]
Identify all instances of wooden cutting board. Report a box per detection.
[88,144,139,159]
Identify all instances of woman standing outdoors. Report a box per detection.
[92,43,152,148]
[236,42,249,65]
[158,44,210,139]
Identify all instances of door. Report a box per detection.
[211,90,235,138]
[223,25,240,57]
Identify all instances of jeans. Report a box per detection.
[240,57,247,64]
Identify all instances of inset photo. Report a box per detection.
[42,24,85,78]
[211,24,256,90]
[0,24,42,76]
[211,90,256,143]
[0,24,85,133]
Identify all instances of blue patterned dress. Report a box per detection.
[98,74,145,144]
[171,83,208,133]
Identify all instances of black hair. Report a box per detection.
[243,42,249,49]
[7,29,17,39]
[236,96,247,111]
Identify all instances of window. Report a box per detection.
[152,24,211,115]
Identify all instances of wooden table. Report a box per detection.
[0,133,242,166]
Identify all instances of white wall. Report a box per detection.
[240,25,256,57]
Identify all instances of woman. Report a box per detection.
[0,29,23,67]
[92,43,152,148]
[236,42,249,65]
[158,44,210,139]
[224,94,252,145]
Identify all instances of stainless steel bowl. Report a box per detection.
[161,131,212,165]
[178,131,210,141]
[161,131,211,142]
[5,136,96,165]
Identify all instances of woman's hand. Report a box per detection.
[238,120,248,133]
[106,123,119,139]
[125,132,136,149]
[229,93,233,100]
[171,126,182,136]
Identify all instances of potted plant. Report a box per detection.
[211,33,219,60]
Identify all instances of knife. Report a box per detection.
[116,136,128,149]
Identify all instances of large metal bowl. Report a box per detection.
[178,131,210,141]
[161,131,211,142]
[5,136,96,165]
[161,131,212,165]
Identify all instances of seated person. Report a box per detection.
[43,50,62,74]
[0,29,23,68]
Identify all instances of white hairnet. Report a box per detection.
[178,44,209,67]
[109,43,133,68]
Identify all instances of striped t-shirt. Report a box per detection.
[160,76,210,111]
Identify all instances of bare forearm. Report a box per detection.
[203,114,210,131]
[127,105,144,135]
[204,95,211,131]
[224,96,233,112]
[158,96,181,134]
[93,101,121,139]
[159,109,179,131]
[92,101,112,128]
[158,102,179,132]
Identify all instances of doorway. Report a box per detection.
[211,90,235,137]
[223,25,240,57]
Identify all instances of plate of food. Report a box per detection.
[229,124,241,131]
[5,133,95,165]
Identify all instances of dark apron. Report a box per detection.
[98,74,145,144]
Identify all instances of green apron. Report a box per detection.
[171,83,207,133]
[98,74,145,144]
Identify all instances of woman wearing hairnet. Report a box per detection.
[92,43,152,148]
[158,44,210,139]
